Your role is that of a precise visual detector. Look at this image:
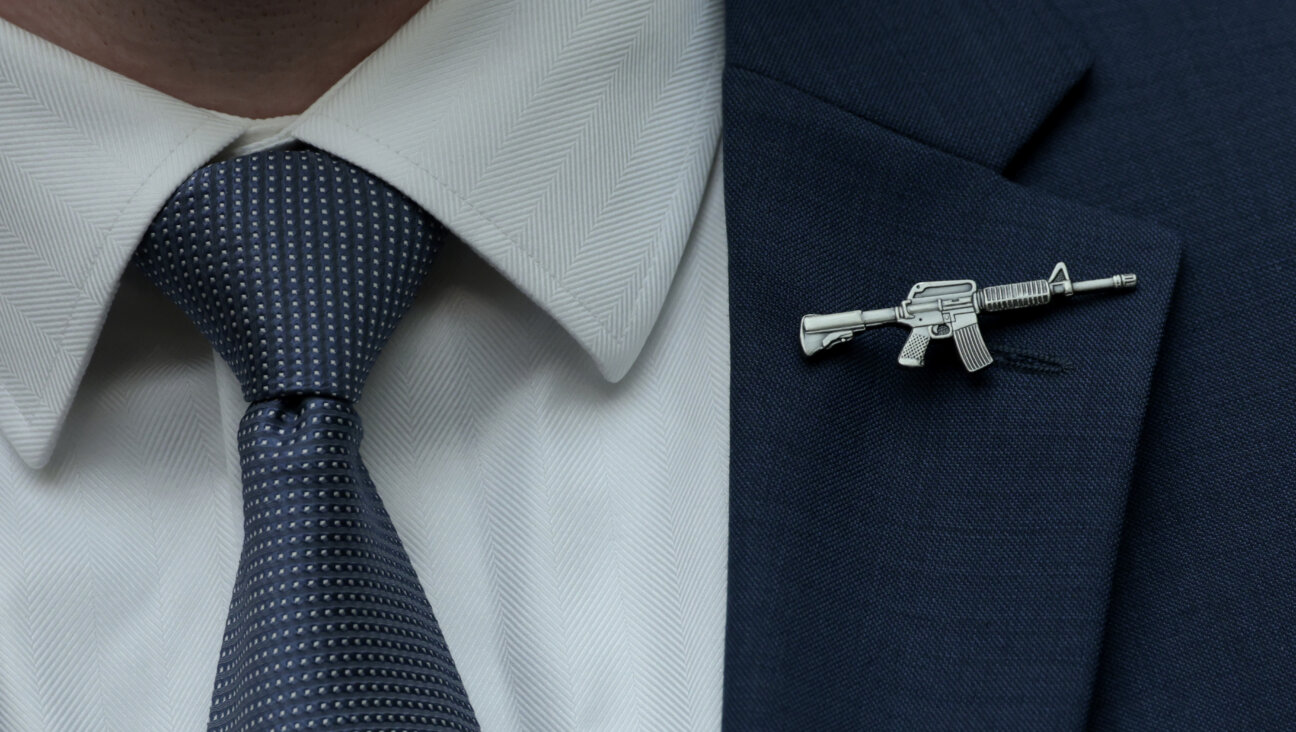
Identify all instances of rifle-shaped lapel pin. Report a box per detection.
[799,262,1136,371]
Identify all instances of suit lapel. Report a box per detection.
[723,2,1181,729]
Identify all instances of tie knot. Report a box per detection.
[134,148,443,403]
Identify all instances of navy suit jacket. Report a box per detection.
[724,1,1293,729]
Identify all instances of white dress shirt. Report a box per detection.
[0,1,727,729]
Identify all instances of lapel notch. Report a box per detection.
[727,0,1093,171]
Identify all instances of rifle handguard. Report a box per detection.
[976,279,1052,311]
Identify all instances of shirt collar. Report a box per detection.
[0,0,723,469]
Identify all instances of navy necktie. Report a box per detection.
[133,148,480,732]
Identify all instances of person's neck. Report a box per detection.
[0,0,428,117]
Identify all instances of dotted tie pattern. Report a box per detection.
[134,148,479,732]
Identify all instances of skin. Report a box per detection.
[0,0,430,117]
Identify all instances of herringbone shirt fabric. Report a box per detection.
[133,149,479,731]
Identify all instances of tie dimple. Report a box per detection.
[134,148,479,732]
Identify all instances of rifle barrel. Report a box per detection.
[1072,274,1137,293]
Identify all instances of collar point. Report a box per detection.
[0,409,60,471]
[591,347,641,385]
[577,316,658,385]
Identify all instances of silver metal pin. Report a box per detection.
[799,262,1136,371]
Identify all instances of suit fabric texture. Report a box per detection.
[725,0,1290,729]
